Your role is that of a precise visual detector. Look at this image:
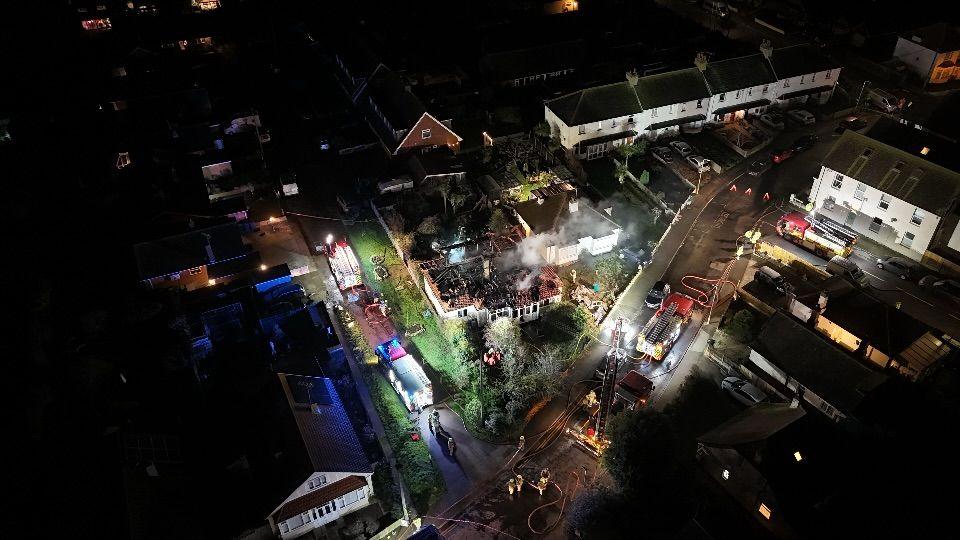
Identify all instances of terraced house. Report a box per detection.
[544,42,841,160]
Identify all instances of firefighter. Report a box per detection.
[427,414,435,434]
[508,477,516,496]
[536,476,547,496]
[518,435,525,452]
[447,436,457,456]
[432,410,441,431]
[516,473,524,493]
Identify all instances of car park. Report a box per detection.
[769,147,794,164]
[876,256,920,280]
[645,280,671,309]
[792,134,819,152]
[836,116,868,134]
[759,113,785,130]
[686,155,712,173]
[721,377,768,406]
[651,146,674,164]
[919,277,960,304]
[747,159,771,176]
[669,140,694,157]
[787,109,816,125]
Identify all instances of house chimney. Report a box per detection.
[483,258,491,280]
[626,69,639,86]
[202,232,215,263]
[568,198,579,213]
[694,52,708,72]
[760,39,773,60]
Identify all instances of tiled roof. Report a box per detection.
[702,54,777,94]
[514,191,572,234]
[822,123,960,215]
[273,475,367,522]
[900,23,960,54]
[363,65,426,131]
[480,40,584,82]
[698,403,806,448]
[277,374,372,475]
[546,81,642,126]
[634,67,711,109]
[768,44,841,80]
[134,222,247,280]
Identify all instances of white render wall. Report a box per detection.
[893,37,940,82]
[774,68,838,107]
[707,82,775,121]
[644,98,707,139]
[810,165,940,260]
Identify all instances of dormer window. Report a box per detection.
[307,475,328,490]
[627,116,634,124]
[421,129,431,139]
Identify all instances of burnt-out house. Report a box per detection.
[421,234,563,325]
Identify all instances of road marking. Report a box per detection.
[897,287,934,306]
[862,269,885,281]
[951,313,960,321]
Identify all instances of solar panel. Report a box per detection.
[289,375,332,406]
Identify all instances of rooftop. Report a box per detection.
[277,373,372,475]
[702,53,778,95]
[514,190,575,235]
[767,44,841,80]
[134,222,248,280]
[634,67,711,109]
[754,313,887,415]
[900,23,960,53]
[545,81,643,127]
[699,403,806,449]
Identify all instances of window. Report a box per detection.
[862,148,873,158]
[911,208,925,225]
[696,99,702,108]
[825,70,832,79]
[421,129,431,139]
[748,88,753,96]
[578,125,585,135]
[611,118,617,127]
[878,194,892,210]
[650,107,658,118]
[801,75,805,84]
[188,267,203,276]
[784,79,791,88]
[736,90,742,98]
[627,115,634,123]
[307,475,327,490]
[832,173,843,190]
[853,183,867,201]
[762,85,769,94]
[341,490,360,507]
[812,73,816,82]
[901,231,916,248]
[869,217,883,233]
[718,93,726,102]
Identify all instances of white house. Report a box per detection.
[809,119,960,262]
[268,374,374,539]
[513,189,622,265]
[544,43,841,159]
[893,23,960,85]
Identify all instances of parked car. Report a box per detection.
[669,140,694,157]
[867,88,900,113]
[645,281,671,309]
[792,134,819,152]
[686,155,712,173]
[722,377,768,406]
[827,256,870,287]
[836,116,868,134]
[755,266,790,294]
[919,276,960,303]
[787,109,816,125]
[769,147,794,164]
[747,159,771,176]
[759,113,785,130]
[876,256,920,280]
[651,146,674,164]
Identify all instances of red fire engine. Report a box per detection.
[776,212,857,258]
[637,292,695,361]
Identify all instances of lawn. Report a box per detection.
[347,218,461,389]
[581,158,620,198]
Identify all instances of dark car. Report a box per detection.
[769,147,794,164]
[920,276,960,304]
[876,256,920,280]
[748,159,771,176]
[836,117,868,134]
[651,146,674,164]
[645,281,671,308]
[792,134,819,152]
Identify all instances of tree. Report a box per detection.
[416,215,441,237]
[487,208,511,234]
[637,169,650,186]
[617,142,643,167]
[614,162,630,185]
[724,309,755,343]
[436,178,453,216]
[594,255,625,292]
[484,318,527,364]
[448,179,469,215]
[567,487,634,539]
[542,302,598,343]
[533,120,553,139]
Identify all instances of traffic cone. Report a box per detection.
[763,192,771,201]
[730,184,737,192]
[745,187,753,196]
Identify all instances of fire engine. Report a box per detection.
[328,240,362,290]
[776,212,857,258]
[637,292,695,360]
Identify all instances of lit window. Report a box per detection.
[921,146,930,155]
[853,183,866,201]
[901,232,915,248]
[832,173,843,190]
[722,469,730,480]
[421,129,431,139]
[759,503,773,519]
[793,451,803,462]
[878,194,891,210]
[911,208,925,225]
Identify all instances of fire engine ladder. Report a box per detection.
[596,317,625,440]
[646,302,678,345]
[810,215,857,245]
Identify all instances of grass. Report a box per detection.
[338,308,445,513]
[347,219,461,387]
[582,158,620,198]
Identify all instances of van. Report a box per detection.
[867,88,899,113]
[702,0,728,17]
[826,256,869,287]
[755,266,789,294]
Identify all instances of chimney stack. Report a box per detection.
[760,39,773,60]
[625,69,639,86]
[483,258,491,280]
[694,52,708,72]
[568,198,579,214]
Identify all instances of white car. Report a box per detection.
[759,113,785,130]
[686,155,711,173]
[669,140,694,157]
[721,377,768,406]
[787,109,815,125]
